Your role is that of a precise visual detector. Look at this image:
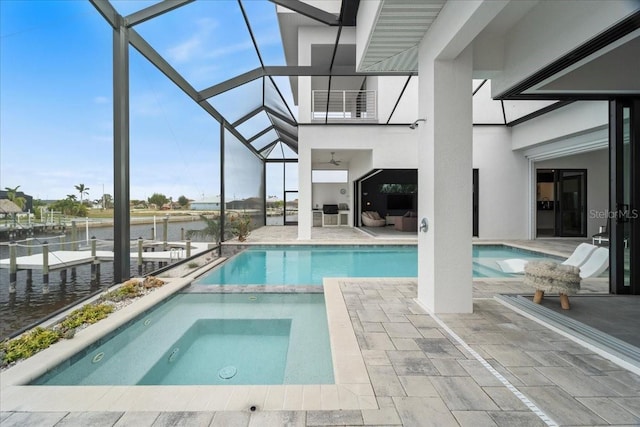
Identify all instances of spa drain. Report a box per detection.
[218,366,237,379]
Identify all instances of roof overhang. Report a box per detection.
[356,0,446,72]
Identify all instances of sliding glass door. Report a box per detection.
[557,170,587,237]
[610,99,639,294]
[535,169,587,237]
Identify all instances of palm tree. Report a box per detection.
[4,185,26,210]
[186,214,223,243]
[74,184,90,204]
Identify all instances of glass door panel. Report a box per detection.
[622,107,631,288]
[610,99,638,295]
[284,191,299,225]
[557,170,586,237]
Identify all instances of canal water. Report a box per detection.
[0,219,211,338]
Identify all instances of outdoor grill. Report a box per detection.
[322,204,339,214]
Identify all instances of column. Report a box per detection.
[417,47,473,313]
[113,20,131,283]
[297,136,312,240]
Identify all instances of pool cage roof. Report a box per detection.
[91,0,385,162]
[92,0,564,160]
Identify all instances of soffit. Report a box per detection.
[358,0,446,72]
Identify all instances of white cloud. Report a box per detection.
[204,40,255,60]
[166,18,218,63]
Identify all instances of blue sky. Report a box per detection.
[1,0,295,203]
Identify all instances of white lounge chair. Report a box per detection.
[578,247,609,279]
[496,243,597,274]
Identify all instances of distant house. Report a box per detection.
[190,197,221,211]
[226,197,263,211]
[161,202,182,210]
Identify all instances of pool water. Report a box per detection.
[195,245,556,285]
[33,293,334,385]
[199,245,417,285]
[473,245,560,277]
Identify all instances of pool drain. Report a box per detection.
[218,366,237,379]
[248,296,257,301]
[92,352,104,364]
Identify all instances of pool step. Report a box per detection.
[473,261,513,278]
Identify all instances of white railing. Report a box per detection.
[311,90,377,122]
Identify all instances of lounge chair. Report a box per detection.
[496,243,597,274]
[592,224,629,248]
[592,224,608,245]
[361,211,386,227]
[578,247,609,279]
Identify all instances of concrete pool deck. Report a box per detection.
[3,228,637,426]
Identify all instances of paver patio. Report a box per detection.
[2,277,638,426]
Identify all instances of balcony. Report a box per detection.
[311,90,377,122]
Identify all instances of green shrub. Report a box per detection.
[187,262,199,269]
[100,280,143,302]
[60,303,114,332]
[0,327,62,365]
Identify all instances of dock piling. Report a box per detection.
[186,239,191,257]
[71,221,78,251]
[9,241,17,293]
[163,216,169,250]
[138,237,143,275]
[91,236,98,283]
[42,241,49,293]
[181,227,184,241]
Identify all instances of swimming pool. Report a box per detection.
[195,244,556,285]
[33,293,334,385]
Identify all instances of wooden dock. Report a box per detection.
[0,240,211,293]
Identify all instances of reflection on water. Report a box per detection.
[0,219,208,338]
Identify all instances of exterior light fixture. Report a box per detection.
[409,119,426,129]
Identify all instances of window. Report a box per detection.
[379,183,417,194]
[312,170,348,183]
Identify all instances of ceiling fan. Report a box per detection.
[322,152,342,166]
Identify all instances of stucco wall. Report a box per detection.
[312,183,350,210]
[297,125,418,235]
[473,126,529,239]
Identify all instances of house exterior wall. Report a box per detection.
[190,202,220,211]
[297,27,357,123]
[473,126,529,239]
[535,149,608,238]
[297,125,418,237]
[312,183,349,210]
[299,125,419,168]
